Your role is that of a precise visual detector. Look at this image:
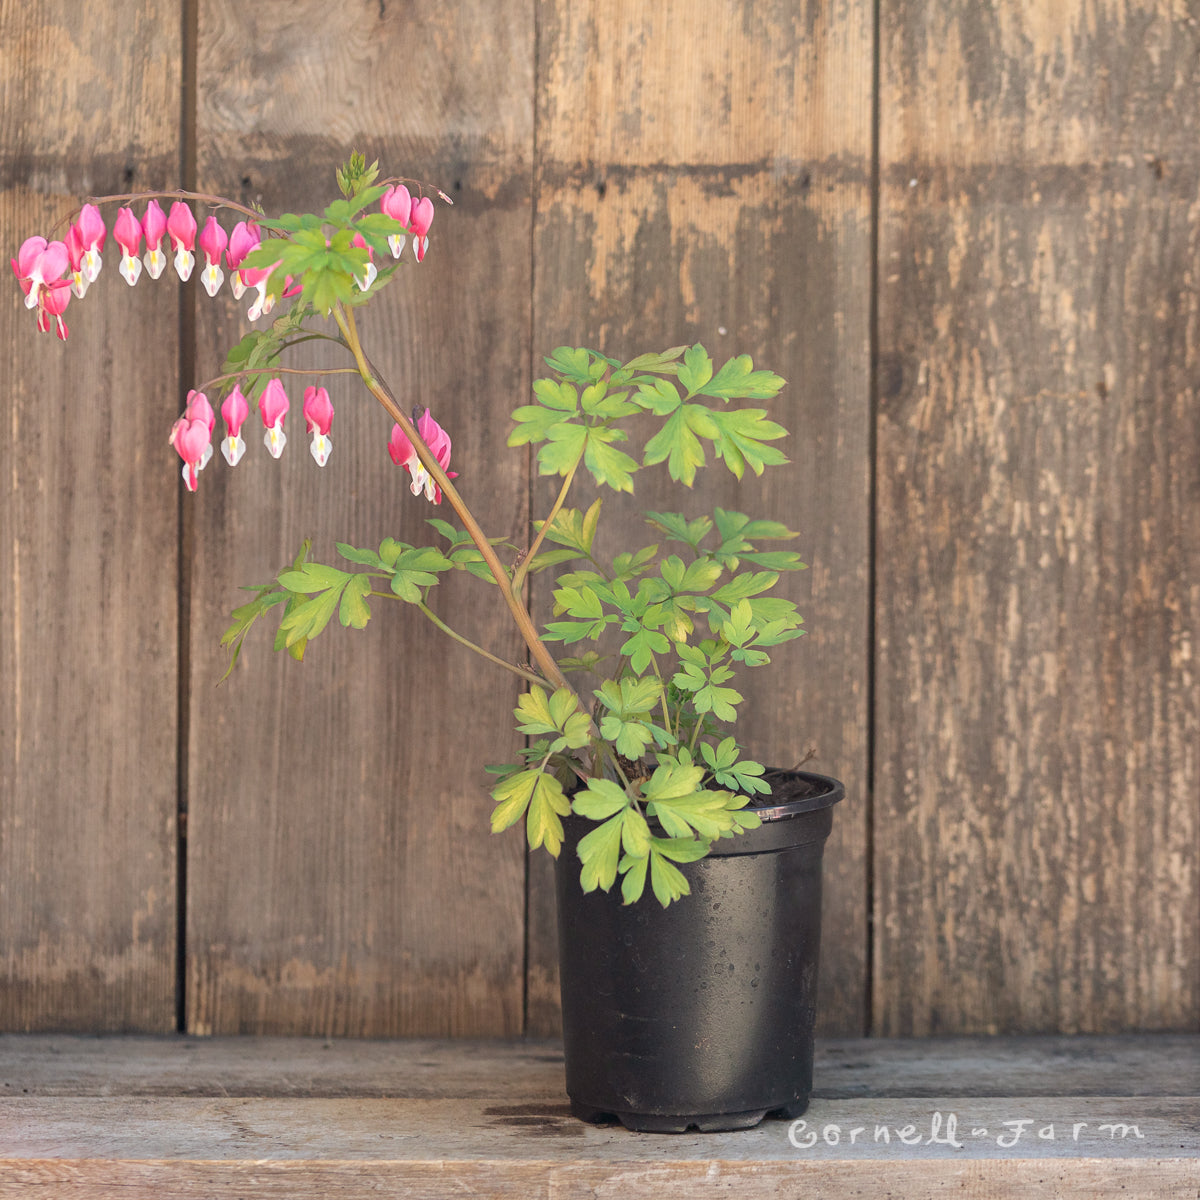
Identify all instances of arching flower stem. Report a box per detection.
[332,301,579,703]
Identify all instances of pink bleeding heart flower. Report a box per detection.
[167,202,197,281]
[198,215,228,297]
[73,204,106,283]
[225,220,261,300]
[11,236,43,299]
[226,220,277,319]
[13,236,67,303]
[243,259,280,321]
[387,408,455,504]
[113,207,143,285]
[220,385,249,466]
[65,225,89,298]
[12,237,72,337]
[350,233,377,291]
[380,184,411,258]
[141,199,168,279]
[409,196,434,263]
[302,385,334,466]
[184,390,215,471]
[36,273,71,340]
[169,409,212,493]
[259,378,289,458]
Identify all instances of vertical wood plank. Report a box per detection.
[875,2,1200,1034]
[0,1,181,1030]
[185,0,534,1035]
[526,0,874,1036]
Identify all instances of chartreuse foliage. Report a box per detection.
[231,341,806,906]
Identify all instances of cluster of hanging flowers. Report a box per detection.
[12,190,448,497]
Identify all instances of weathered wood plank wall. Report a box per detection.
[0,1,181,1031]
[874,0,1200,1035]
[2,0,1197,1038]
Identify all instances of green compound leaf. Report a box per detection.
[617,346,687,376]
[677,344,714,395]
[277,562,351,593]
[387,546,452,603]
[699,737,771,795]
[544,346,608,384]
[536,422,588,477]
[705,407,789,479]
[513,686,590,750]
[535,499,603,558]
[336,542,387,569]
[641,404,720,486]
[571,779,630,821]
[490,768,571,857]
[699,354,786,401]
[594,677,671,758]
[617,836,712,907]
[582,427,638,493]
[643,510,714,554]
[277,585,342,648]
[577,813,624,892]
[649,852,691,907]
[338,573,373,629]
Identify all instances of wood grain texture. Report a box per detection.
[184,0,534,1035]
[0,1,181,1030]
[3,1036,1196,1197]
[4,1032,1198,1098]
[4,1158,1199,1200]
[526,0,874,1037]
[874,2,1200,1034]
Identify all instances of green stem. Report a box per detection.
[649,657,674,735]
[332,302,579,704]
[510,464,577,599]
[409,600,548,688]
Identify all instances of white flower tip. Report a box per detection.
[387,234,406,259]
[264,427,286,459]
[230,275,246,300]
[173,248,194,282]
[202,265,224,298]
[24,291,39,310]
[120,254,142,286]
[144,249,166,280]
[222,435,245,467]
[181,463,198,492]
[71,273,88,300]
[310,435,332,466]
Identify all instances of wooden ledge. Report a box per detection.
[1,1035,1197,1198]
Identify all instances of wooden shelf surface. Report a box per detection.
[1,1035,1197,1197]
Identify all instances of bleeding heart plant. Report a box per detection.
[13,153,808,907]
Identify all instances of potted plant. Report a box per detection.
[12,154,843,1132]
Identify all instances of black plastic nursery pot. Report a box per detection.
[553,769,843,1133]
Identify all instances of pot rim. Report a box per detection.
[751,768,845,823]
